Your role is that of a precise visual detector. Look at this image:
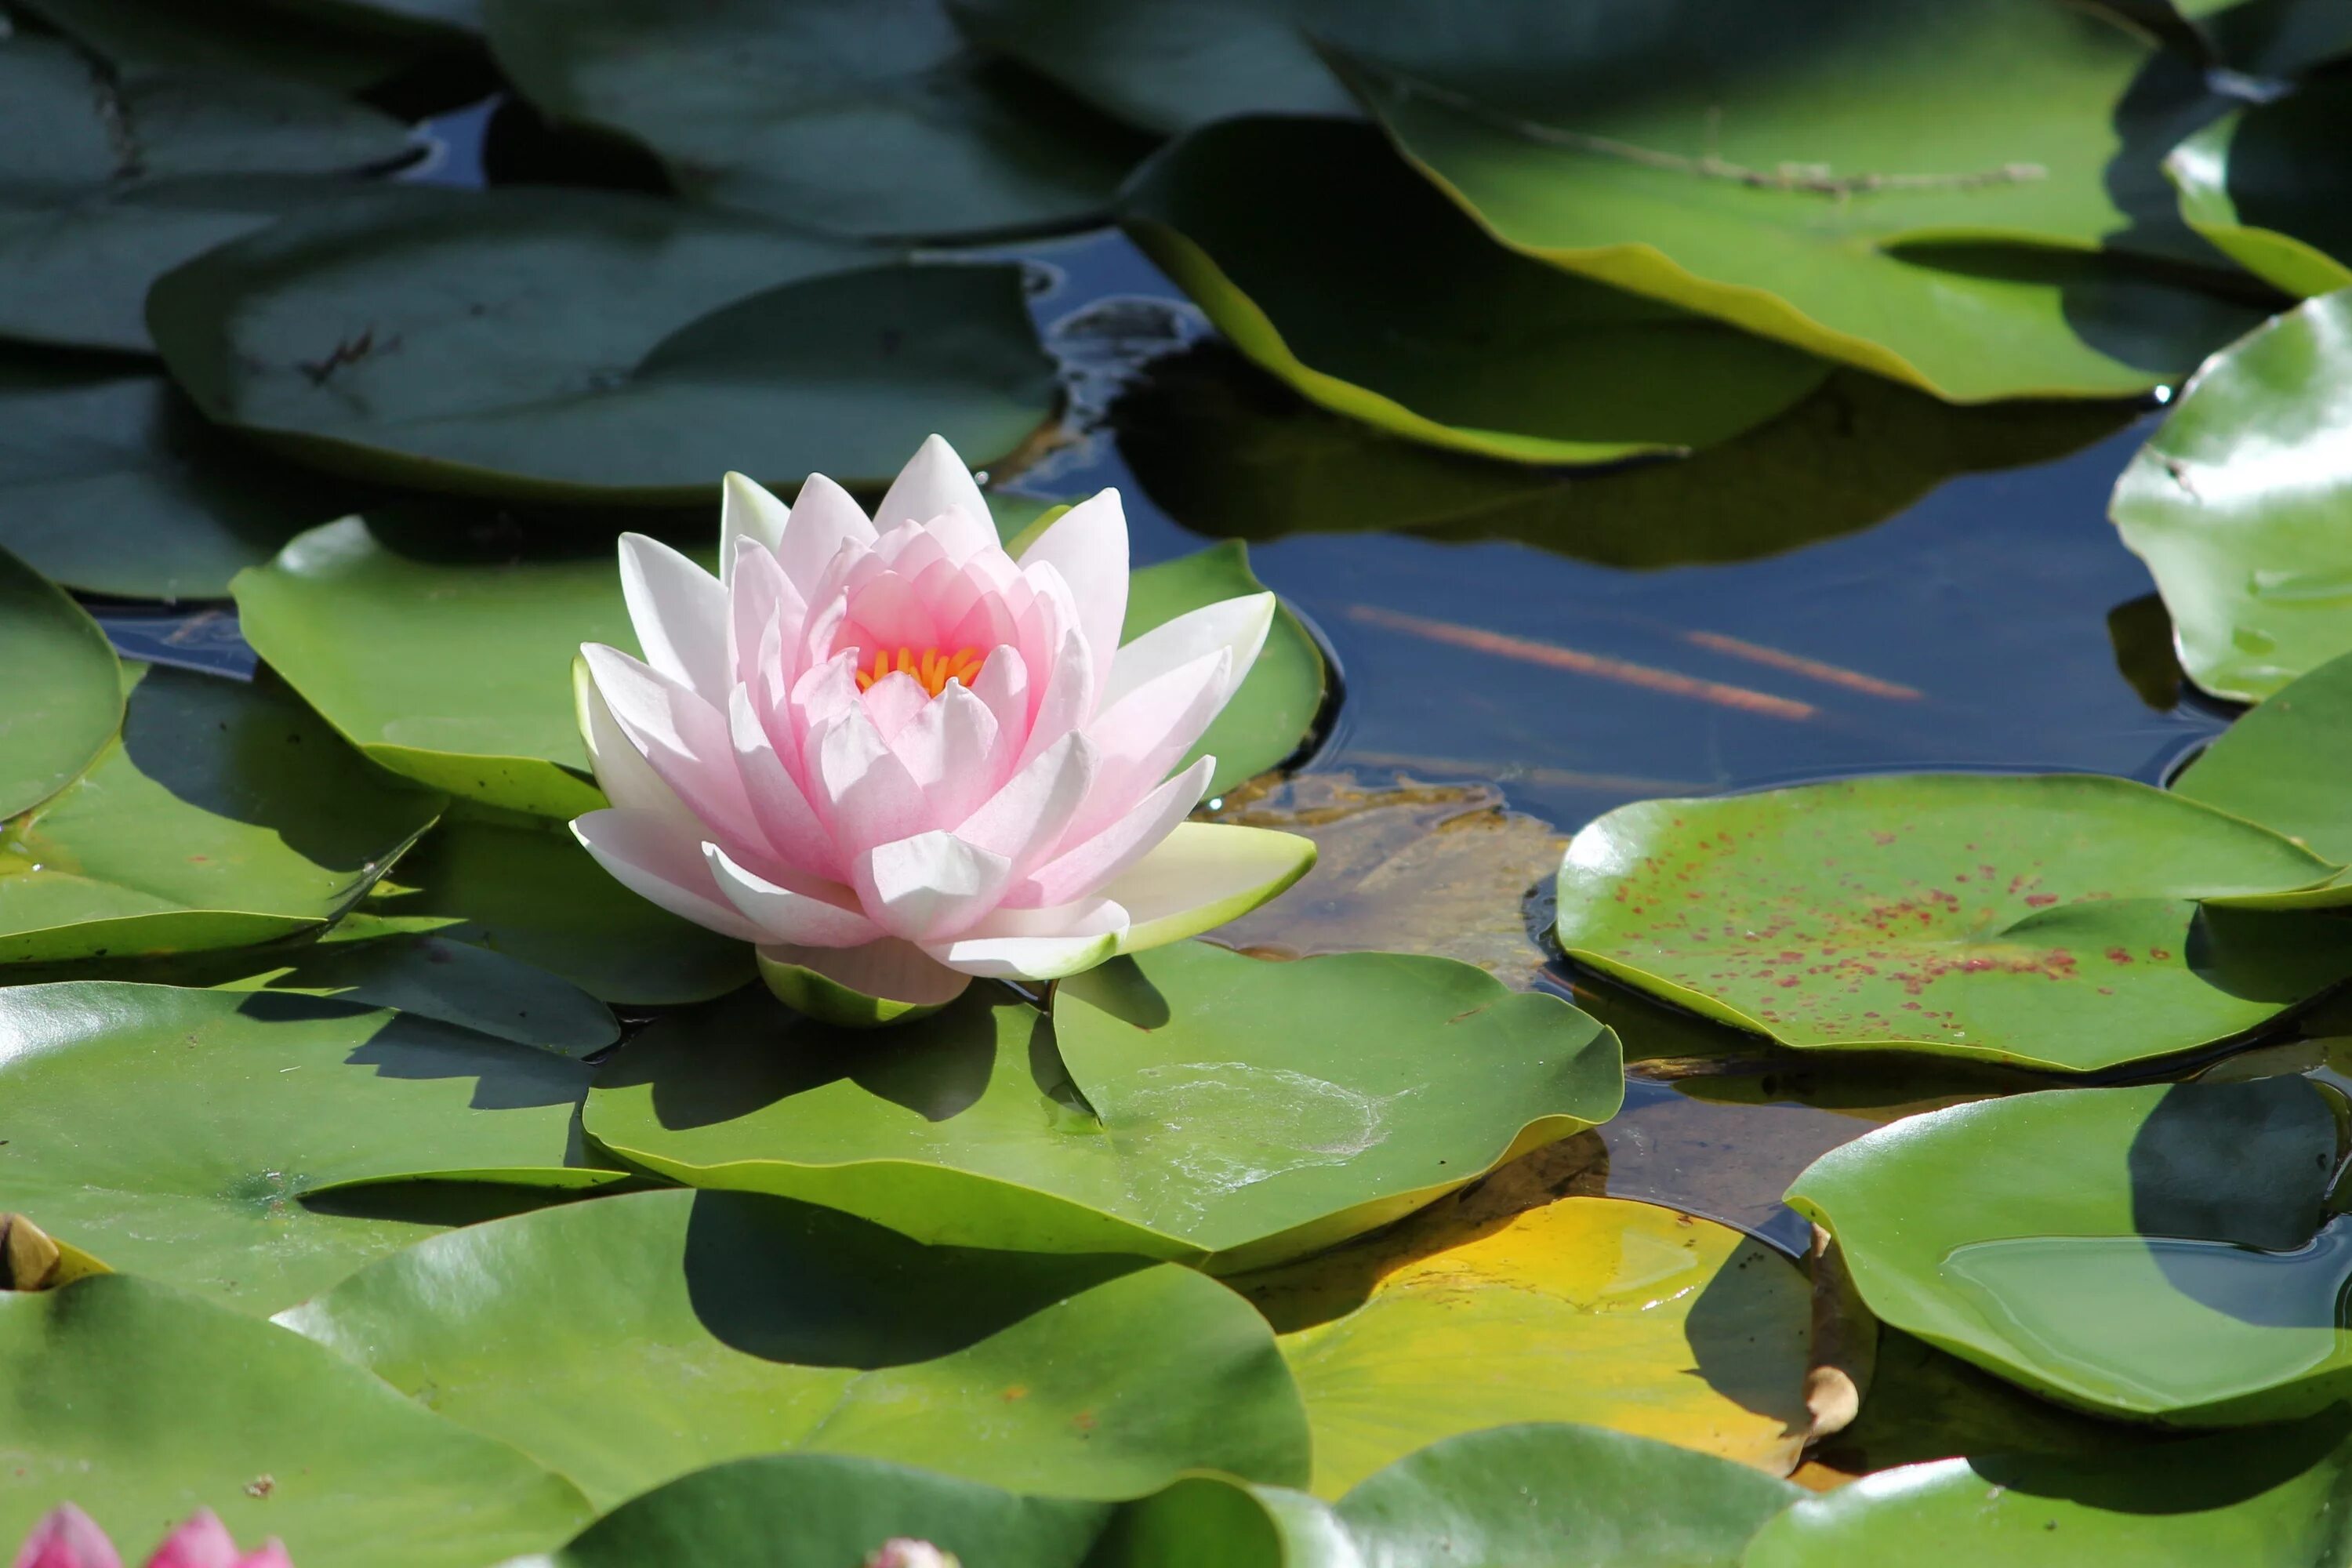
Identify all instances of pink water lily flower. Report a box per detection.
[572,436,1315,1022]
[13,1507,289,1568]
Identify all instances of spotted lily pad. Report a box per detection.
[1232,1189,1813,1495]
[1119,116,1827,465]
[1555,773,2352,1069]
[2168,81,2352,299]
[0,980,617,1313]
[281,1188,1309,1507]
[1788,1076,2352,1422]
[586,942,1622,1269]
[485,0,1151,240]
[147,186,1056,502]
[2114,291,2352,702]
[0,664,444,966]
[0,1274,592,1566]
[0,543,122,821]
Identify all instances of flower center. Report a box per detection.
[855,644,985,698]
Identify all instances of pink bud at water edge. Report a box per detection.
[861,1542,960,1568]
[143,1512,288,1568]
[572,434,1316,1021]
[12,1506,121,1568]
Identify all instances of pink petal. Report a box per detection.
[572,809,769,942]
[1012,622,1097,777]
[875,435,992,558]
[574,661,699,837]
[1014,489,1128,702]
[581,644,765,864]
[957,731,1097,875]
[1103,592,1273,711]
[705,844,880,947]
[1007,754,1213,909]
[727,541,804,696]
[1067,649,1231,844]
[851,830,1014,942]
[859,670,931,744]
[891,681,1001,826]
[617,533,728,702]
[13,1504,121,1568]
[809,702,931,861]
[143,1512,238,1568]
[838,572,939,655]
[873,521,950,580]
[728,687,838,879]
[968,646,1031,786]
[779,473,876,597]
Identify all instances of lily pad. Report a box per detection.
[1750,1410,2352,1566]
[0,664,444,966]
[0,980,615,1313]
[2112,290,2352,702]
[1232,1189,1814,1495]
[586,941,1622,1269]
[484,0,1151,240]
[1117,346,2136,569]
[281,1188,1309,1507]
[1119,116,1826,465]
[0,543,122,821]
[1788,1076,2352,1423]
[1341,5,2262,400]
[0,351,354,597]
[236,515,1322,814]
[2172,649,2352,866]
[369,811,756,1005]
[0,1275,593,1567]
[15,0,428,92]
[147,185,1057,502]
[2169,81,2352,299]
[1555,773,2352,1069]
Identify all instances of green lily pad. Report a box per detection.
[1788,1076,2352,1423]
[0,1274,593,1567]
[2112,290,2352,702]
[2169,81,2352,299]
[0,351,354,598]
[235,515,1321,814]
[2154,0,2352,77]
[1116,346,2136,570]
[1750,1410,2352,1566]
[1555,773,2352,1069]
[0,544,122,821]
[0,664,444,966]
[586,941,1622,1269]
[1233,1188,1813,1495]
[2173,649,2352,867]
[281,1188,1309,1507]
[15,0,428,92]
[369,811,756,1005]
[147,185,1056,503]
[1341,5,2262,401]
[1119,116,1826,466]
[484,0,1151,241]
[0,35,411,354]
[0,979,619,1314]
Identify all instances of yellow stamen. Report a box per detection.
[855,645,985,698]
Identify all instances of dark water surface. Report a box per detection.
[97,100,2247,1257]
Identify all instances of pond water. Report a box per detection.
[86,95,2249,1263]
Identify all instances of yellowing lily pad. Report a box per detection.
[586,942,1622,1269]
[1555,773,2352,1069]
[1233,1190,1813,1496]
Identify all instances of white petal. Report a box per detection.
[619,532,729,702]
[1105,591,1274,712]
[1016,488,1128,699]
[572,809,768,942]
[761,938,972,1009]
[926,929,1123,981]
[876,434,992,550]
[719,471,789,586]
[573,656,696,830]
[1103,822,1318,954]
[953,896,1127,940]
[704,843,880,947]
[957,731,1097,874]
[1067,648,1230,844]
[779,473,877,597]
[582,643,764,858]
[853,829,1013,942]
[1011,754,1213,909]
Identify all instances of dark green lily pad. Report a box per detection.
[0,351,354,598]
[1116,346,2136,569]
[586,941,1622,1269]
[1788,1076,2352,1422]
[1119,116,1826,465]
[1555,773,2352,1069]
[281,1188,1308,1507]
[0,664,444,966]
[148,185,1056,502]
[2169,80,2352,299]
[2113,290,2352,701]
[15,0,429,91]
[484,0,1151,240]
[0,543,122,820]
[0,1274,593,1566]
[0,979,618,1314]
